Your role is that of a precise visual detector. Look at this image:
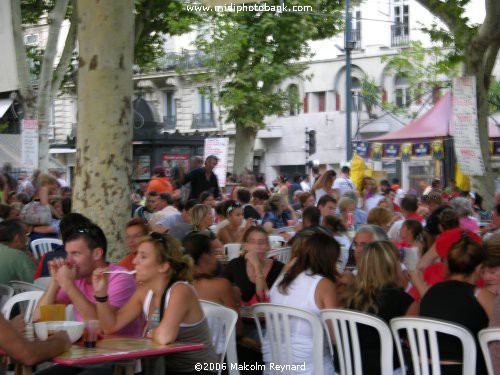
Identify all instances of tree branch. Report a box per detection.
[473,0,500,54]
[11,0,35,116]
[483,41,500,87]
[415,0,467,37]
[36,0,69,170]
[134,0,155,46]
[51,0,77,100]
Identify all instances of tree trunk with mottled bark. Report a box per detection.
[74,0,134,260]
[232,126,257,175]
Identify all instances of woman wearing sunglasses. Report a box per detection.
[92,232,218,375]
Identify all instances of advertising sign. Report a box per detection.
[452,77,486,176]
[21,119,38,170]
[204,138,229,187]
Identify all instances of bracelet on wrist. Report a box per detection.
[256,274,265,279]
[94,295,108,303]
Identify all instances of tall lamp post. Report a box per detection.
[345,0,355,161]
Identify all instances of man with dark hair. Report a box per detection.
[36,219,141,336]
[134,190,159,223]
[34,213,93,279]
[302,206,321,228]
[391,177,405,205]
[288,174,303,203]
[251,189,269,218]
[236,188,261,220]
[0,219,36,284]
[184,155,221,200]
[317,195,337,220]
[156,199,198,242]
[388,195,425,240]
[379,180,391,195]
[148,192,179,225]
[332,166,356,199]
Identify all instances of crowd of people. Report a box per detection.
[0,156,500,374]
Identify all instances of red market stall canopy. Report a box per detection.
[369,92,500,142]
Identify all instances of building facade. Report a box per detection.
[7,0,498,188]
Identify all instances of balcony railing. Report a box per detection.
[134,51,206,75]
[391,24,409,47]
[192,113,215,128]
[163,115,176,130]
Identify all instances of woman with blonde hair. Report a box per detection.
[92,232,218,374]
[342,240,418,375]
[188,204,223,252]
[311,170,337,202]
[262,193,296,233]
[367,207,394,233]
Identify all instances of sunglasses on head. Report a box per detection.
[226,202,241,215]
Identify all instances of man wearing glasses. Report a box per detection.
[35,220,142,336]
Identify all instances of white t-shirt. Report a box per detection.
[332,175,356,198]
[363,194,384,213]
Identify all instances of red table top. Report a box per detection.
[52,337,204,366]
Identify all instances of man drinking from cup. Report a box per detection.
[35,219,142,336]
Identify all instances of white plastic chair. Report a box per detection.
[266,247,292,264]
[9,280,46,294]
[252,303,325,375]
[34,277,52,290]
[1,291,44,322]
[224,243,241,261]
[200,300,240,375]
[29,238,63,260]
[0,284,14,309]
[478,327,500,375]
[320,308,394,375]
[65,304,76,321]
[390,316,476,375]
[268,235,285,248]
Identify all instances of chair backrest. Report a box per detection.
[223,243,241,261]
[29,238,63,260]
[33,277,52,290]
[252,303,325,375]
[199,300,239,375]
[0,284,14,309]
[66,304,76,321]
[266,247,291,264]
[478,327,500,375]
[320,309,394,375]
[268,235,285,248]
[1,291,44,322]
[390,316,477,375]
[10,280,46,294]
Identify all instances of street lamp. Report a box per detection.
[345,0,354,162]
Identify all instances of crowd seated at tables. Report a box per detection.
[1,162,500,374]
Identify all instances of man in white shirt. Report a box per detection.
[332,166,356,200]
[148,192,179,225]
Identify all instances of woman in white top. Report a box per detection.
[264,232,340,375]
[92,232,217,375]
[311,170,337,203]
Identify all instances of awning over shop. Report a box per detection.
[0,134,67,170]
[369,92,500,142]
[0,98,13,118]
